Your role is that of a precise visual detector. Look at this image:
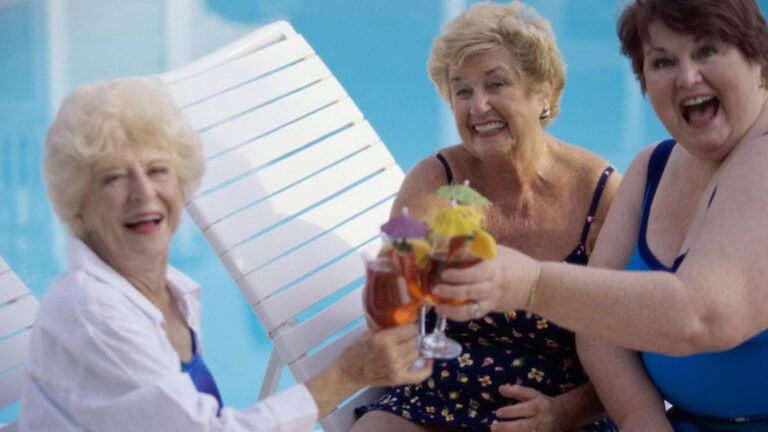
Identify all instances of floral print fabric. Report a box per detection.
[355,166,617,431]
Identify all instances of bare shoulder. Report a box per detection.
[555,140,660,251]
[555,141,615,182]
[598,142,658,210]
[720,135,768,191]
[391,146,459,219]
[553,141,621,204]
[708,136,768,223]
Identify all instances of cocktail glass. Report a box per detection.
[418,252,480,359]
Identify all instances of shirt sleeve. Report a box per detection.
[233,384,319,431]
[25,274,319,432]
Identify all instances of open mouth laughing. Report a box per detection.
[124,213,164,234]
[473,121,506,135]
[680,95,719,127]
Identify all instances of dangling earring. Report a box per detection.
[539,106,550,120]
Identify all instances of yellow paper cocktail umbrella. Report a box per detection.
[429,183,497,260]
[429,204,482,237]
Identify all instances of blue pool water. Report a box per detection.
[2,0,764,423]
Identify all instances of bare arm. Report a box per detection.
[578,339,671,431]
[305,324,431,418]
[437,137,768,355]
[552,382,608,430]
[576,146,671,430]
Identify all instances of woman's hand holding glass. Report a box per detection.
[432,245,538,321]
[362,254,434,371]
[336,323,433,389]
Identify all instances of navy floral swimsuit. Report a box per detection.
[357,155,617,431]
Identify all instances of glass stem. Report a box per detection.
[434,315,448,335]
[419,304,428,336]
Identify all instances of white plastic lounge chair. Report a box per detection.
[0,257,40,431]
[160,21,404,431]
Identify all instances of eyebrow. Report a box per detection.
[93,157,171,173]
[644,46,665,56]
[449,67,507,83]
[644,35,712,56]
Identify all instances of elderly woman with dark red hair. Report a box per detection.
[432,0,768,430]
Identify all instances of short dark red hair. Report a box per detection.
[617,0,768,91]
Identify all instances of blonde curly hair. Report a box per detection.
[43,78,205,237]
[428,1,566,125]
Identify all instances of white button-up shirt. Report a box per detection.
[19,238,318,431]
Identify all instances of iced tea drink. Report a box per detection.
[363,258,420,328]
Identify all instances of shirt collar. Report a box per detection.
[67,237,200,326]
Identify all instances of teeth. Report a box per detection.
[474,122,504,133]
[682,95,714,106]
[128,215,161,224]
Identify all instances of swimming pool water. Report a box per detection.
[2,0,764,422]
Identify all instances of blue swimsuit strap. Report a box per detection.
[638,139,688,272]
[181,328,223,411]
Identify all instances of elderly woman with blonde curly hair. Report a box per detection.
[353,2,619,432]
[19,78,431,431]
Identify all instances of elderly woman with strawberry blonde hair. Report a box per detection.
[353,2,620,431]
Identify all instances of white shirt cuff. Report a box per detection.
[260,384,318,431]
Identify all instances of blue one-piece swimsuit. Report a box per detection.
[628,139,768,430]
[181,328,223,413]
[357,154,617,431]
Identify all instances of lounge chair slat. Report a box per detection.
[0,331,31,373]
[228,169,394,304]
[205,141,395,255]
[242,237,382,309]
[0,295,38,339]
[253,240,383,331]
[162,21,298,86]
[191,122,381,233]
[183,56,330,130]
[273,288,364,364]
[0,271,29,305]
[194,99,364,196]
[199,77,347,158]
[0,258,36,421]
[167,34,312,106]
[222,186,394,281]
[237,197,393,300]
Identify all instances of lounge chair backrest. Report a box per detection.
[161,21,403,431]
[0,257,40,430]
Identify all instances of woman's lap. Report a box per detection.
[352,410,468,432]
